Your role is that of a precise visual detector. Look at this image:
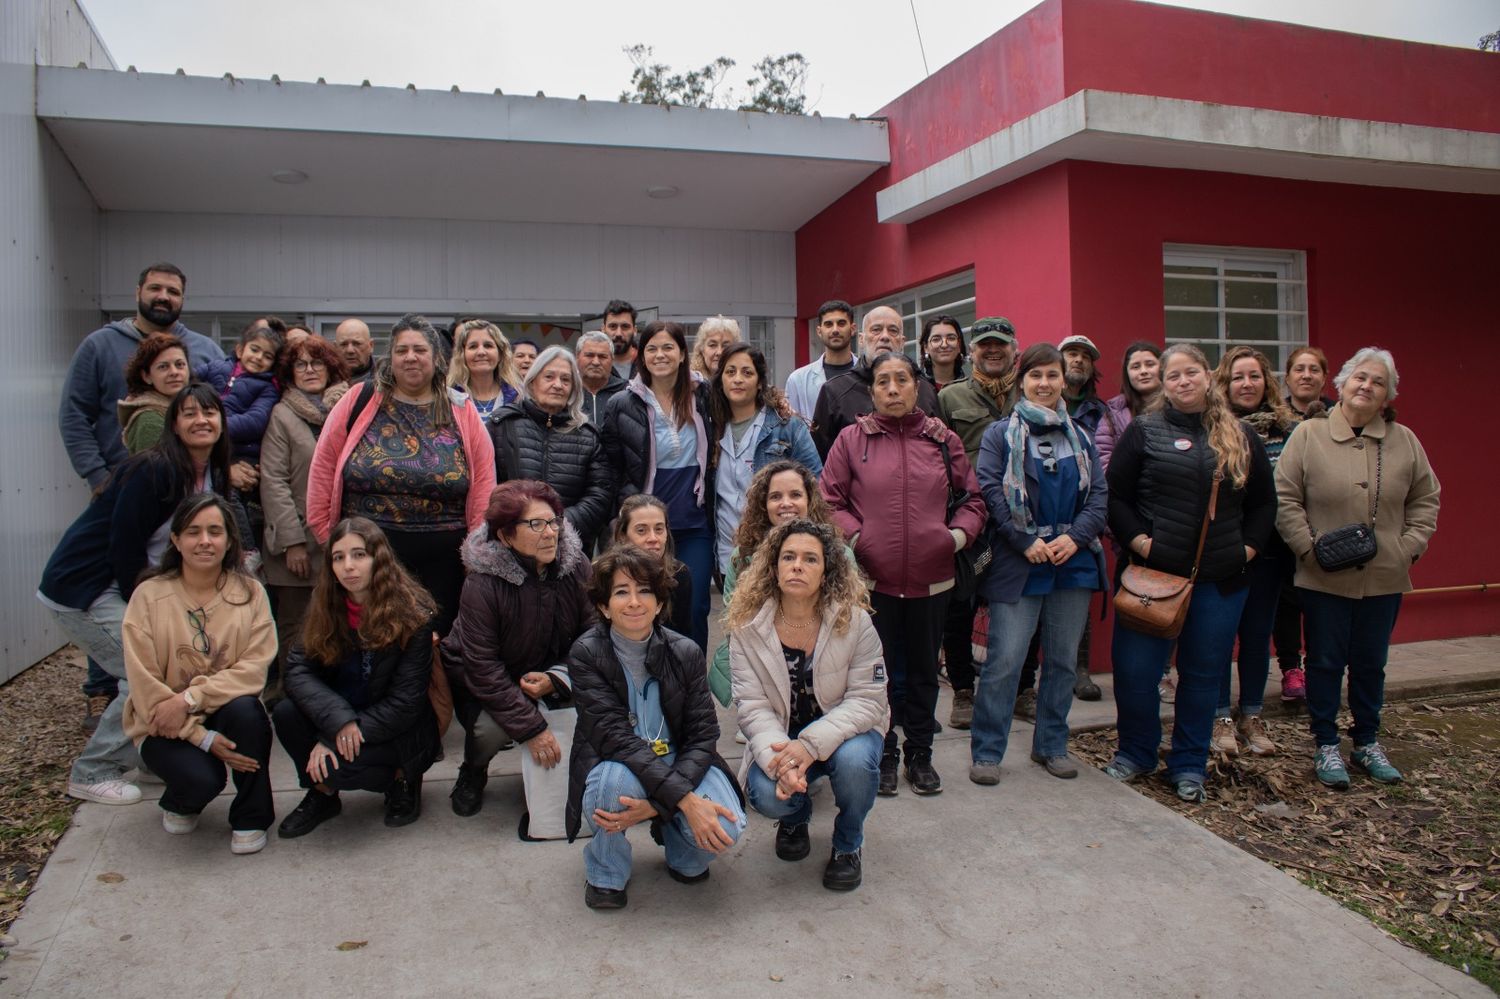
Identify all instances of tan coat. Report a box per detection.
[122,574,276,745]
[1274,405,1440,598]
[730,600,889,784]
[259,387,346,588]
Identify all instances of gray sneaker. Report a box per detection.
[1030,752,1079,779]
[968,762,1002,786]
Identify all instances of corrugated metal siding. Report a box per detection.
[100,213,797,318]
[2,0,108,682]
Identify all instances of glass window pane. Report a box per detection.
[1224,268,1277,280]
[1226,312,1279,342]
[1164,276,1218,309]
[1164,264,1217,275]
[1225,280,1279,311]
[1165,310,1218,343]
[922,281,976,311]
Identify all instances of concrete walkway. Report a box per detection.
[4,636,1496,998]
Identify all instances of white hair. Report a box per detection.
[521,345,586,429]
[1333,347,1399,401]
[697,315,741,340]
[576,330,612,353]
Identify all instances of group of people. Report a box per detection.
[40,261,1440,903]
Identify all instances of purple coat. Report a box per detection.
[1092,394,1134,473]
[197,358,280,461]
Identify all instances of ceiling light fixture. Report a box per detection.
[271,169,309,185]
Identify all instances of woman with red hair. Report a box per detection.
[442,480,596,823]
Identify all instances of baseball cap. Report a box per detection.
[969,317,1016,345]
[1058,334,1100,360]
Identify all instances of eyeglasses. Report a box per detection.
[1035,439,1058,474]
[926,334,960,345]
[186,607,211,655]
[521,517,565,534]
[970,321,1015,336]
[292,359,325,371]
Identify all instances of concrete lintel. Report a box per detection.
[35,65,890,165]
[877,90,1500,223]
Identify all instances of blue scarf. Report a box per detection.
[1002,399,1093,535]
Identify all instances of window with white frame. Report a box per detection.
[853,270,977,356]
[1163,246,1307,369]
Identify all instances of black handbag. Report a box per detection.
[1313,438,1381,572]
[936,438,993,601]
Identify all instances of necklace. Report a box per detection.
[776,608,816,632]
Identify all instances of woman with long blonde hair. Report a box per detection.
[728,519,886,891]
[1103,343,1276,802]
[449,319,521,418]
[273,517,441,837]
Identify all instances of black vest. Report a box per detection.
[1135,409,1250,583]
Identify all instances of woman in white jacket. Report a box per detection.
[727,519,888,892]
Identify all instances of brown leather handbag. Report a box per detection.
[1114,476,1220,639]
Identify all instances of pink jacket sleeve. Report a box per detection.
[455,400,497,531]
[818,429,863,541]
[306,387,359,544]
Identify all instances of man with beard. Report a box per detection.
[810,304,938,459]
[1058,334,1109,435]
[334,317,374,380]
[602,299,638,380]
[60,263,223,494]
[57,262,223,733]
[936,317,1019,728]
[784,299,857,418]
[576,330,625,424]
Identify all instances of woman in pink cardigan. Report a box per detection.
[308,314,495,634]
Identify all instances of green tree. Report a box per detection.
[619,46,810,115]
[1480,29,1500,52]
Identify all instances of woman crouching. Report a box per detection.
[728,520,888,891]
[566,545,745,910]
[272,517,440,836]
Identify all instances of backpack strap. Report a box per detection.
[344,379,376,435]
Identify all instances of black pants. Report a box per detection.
[941,593,977,693]
[1272,568,1305,671]
[139,695,274,831]
[272,698,404,793]
[870,590,950,760]
[384,527,467,636]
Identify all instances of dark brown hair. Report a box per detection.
[588,544,676,618]
[124,333,188,394]
[301,517,437,663]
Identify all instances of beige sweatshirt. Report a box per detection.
[122,574,276,746]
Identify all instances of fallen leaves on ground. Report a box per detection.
[0,648,87,937]
[1073,696,1500,992]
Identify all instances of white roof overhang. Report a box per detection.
[877,89,1500,224]
[36,66,890,232]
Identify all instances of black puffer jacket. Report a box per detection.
[1106,407,1275,586]
[565,622,742,842]
[489,400,614,550]
[283,623,442,781]
[441,521,596,744]
[811,357,940,458]
[601,378,716,516]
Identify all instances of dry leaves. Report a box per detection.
[1075,696,1500,991]
[336,940,368,952]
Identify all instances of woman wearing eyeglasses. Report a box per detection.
[442,480,596,821]
[120,493,276,855]
[259,336,350,703]
[968,344,1108,786]
[919,315,968,392]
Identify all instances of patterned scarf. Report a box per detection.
[1002,398,1092,535]
[972,368,1016,407]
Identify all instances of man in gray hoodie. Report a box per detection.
[59,262,224,493]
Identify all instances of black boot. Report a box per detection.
[1073,618,1101,701]
[878,753,900,797]
[384,773,422,828]
[823,848,863,891]
[450,762,488,817]
[278,789,341,839]
[903,751,943,795]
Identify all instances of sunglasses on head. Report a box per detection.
[970,321,1014,336]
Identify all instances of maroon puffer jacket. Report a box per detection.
[819,408,987,598]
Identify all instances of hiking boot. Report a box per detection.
[775,821,811,862]
[1014,688,1037,719]
[1314,745,1351,789]
[278,789,342,839]
[230,829,267,855]
[1352,742,1403,784]
[1158,673,1176,704]
[823,849,863,892]
[1238,714,1277,756]
[1030,752,1079,779]
[968,761,1002,786]
[903,755,943,796]
[1173,777,1207,803]
[67,778,141,805]
[949,689,974,729]
[585,883,628,910]
[450,762,488,817]
[1280,666,1306,701]
[384,774,422,827]
[1210,717,1240,756]
[82,693,112,733]
[878,754,899,797]
[1074,672,1102,702]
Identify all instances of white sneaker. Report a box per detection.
[162,810,199,835]
[67,779,142,805]
[734,731,747,744]
[230,829,267,855]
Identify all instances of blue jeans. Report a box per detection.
[971,588,1093,763]
[1112,582,1248,783]
[1217,555,1280,717]
[745,728,882,854]
[1298,588,1402,748]
[672,530,713,651]
[582,761,745,890]
[50,586,141,783]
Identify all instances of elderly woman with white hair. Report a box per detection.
[488,345,615,550]
[690,315,741,381]
[1275,346,1439,790]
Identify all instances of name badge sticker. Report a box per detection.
[1174,438,1193,451]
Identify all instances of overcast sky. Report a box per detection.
[81,0,1497,118]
